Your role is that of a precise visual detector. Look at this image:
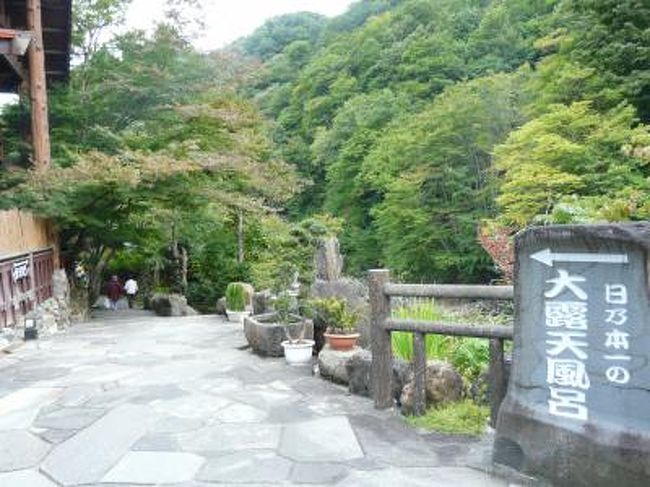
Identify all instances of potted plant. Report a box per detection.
[244,292,314,357]
[281,313,315,366]
[313,298,360,351]
[225,282,251,323]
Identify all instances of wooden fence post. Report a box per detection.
[413,331,426,416]
[369,269,392,409]
[489,338,506,427]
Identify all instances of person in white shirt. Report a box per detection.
[124,277,139,309]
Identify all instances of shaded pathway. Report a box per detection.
[0,312,506,486]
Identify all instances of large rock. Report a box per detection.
[244,314,314,357]
[311,277,371,349]
[150,293,198,317]
[215,297,227,316]
[52,270,70,302]
[252,290,273,315]
[318,347,410,399]
[400,360,464,414]
[314,237,343,281]
[318,346,364,385]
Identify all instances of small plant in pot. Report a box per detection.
[277,293,315,365]
[225,282,251,323]
[313,298,360,351]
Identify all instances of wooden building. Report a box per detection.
[0,0,71,328]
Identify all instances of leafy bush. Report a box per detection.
[311,297,358,334]
[225,283,246,311]
[407,400,489,436]
[274,292,296,324]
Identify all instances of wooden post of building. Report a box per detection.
[413,331,427,416]
[26,0,51,171]
[369,269,393,409]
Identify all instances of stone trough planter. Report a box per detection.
[244,313,314,357]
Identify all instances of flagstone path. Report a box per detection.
[0,310,510,486]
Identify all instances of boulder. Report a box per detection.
[318,345,364,385]
[399,360,464,414]
[314,237,343,281]
[150,293,198,317]
[215,297,227,315]
[244,313,314,357]
[252,290,273,315]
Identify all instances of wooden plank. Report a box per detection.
[369,269,393,409]
[26,0,51,171]
[413,331,426,416]
[489,338,507,427]
[384,283,513,300]
[385,318,514,339]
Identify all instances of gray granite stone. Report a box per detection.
[102,451,204,484]
[291,462,349,484]
[41,404,150,485]
[132,433,180,451]
[180,423,281,452]
[280,416,363,462]
[151,415,204,434]
[197,450,292,483]
[34,406,105,430]
[0,431,51,471]
[213,402,268,423]
[0,470,58,487]
[337,466,507,486]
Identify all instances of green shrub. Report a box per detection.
[274,292,296,324]
[225,283,246,311]
[407,400,489,436]
[312,298,358,334]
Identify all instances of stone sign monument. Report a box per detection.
[494,224,650,487]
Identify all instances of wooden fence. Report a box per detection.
[369,269,514,426]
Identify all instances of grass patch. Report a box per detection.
[407,399,489,436]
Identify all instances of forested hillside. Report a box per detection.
[238,0,650,283]
[0,0,648,311]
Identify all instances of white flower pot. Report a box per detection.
[226,310,251,323]
[281,339,315,366]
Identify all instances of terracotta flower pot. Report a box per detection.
[323,332,360,351]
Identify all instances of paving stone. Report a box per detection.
[336,466,508,486]
[37,428,78,444]
[197,450,292,483]
[212,402,268,423]
[151,415,205,434]
[102,451,204,484]
[280,416,363,462]
[41,404,150,485]
[291,462,350,484]
[34,406,105,430]
[0,470,58,487]
[180,423,281,452]
[0,387,62,430]
[0,430,51,471]
[132,433,180,451]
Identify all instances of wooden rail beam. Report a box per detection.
[384,283,513,300]
[384,318,514,339]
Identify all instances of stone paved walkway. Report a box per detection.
[0,311,508,486]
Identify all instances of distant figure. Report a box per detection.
[124,276,139,309]
[106,275,123,311]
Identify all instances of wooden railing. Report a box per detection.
[369,269,514,426]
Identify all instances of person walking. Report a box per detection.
[124,276,139,309]
[106,275,123,311]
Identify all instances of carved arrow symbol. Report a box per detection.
[530,248,629,267]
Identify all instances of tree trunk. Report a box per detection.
[237,209,244,264]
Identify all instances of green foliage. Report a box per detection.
[225,283,247,311]
[494,101,650,227]
[312,298,358,334]
[274,292,296,324]
[407,399,489,436]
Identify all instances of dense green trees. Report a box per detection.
[240,0,650,283]
[2,0,648,295]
